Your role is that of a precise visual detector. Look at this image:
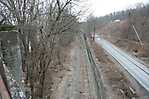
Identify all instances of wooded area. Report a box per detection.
[1,0,149,99]
[0,0,81,99]
[84,3,149,42]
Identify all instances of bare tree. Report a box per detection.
[0,0,42,24]
[0,0,81,99]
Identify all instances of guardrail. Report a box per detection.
[82,34,105,99]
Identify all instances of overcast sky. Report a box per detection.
[87,0,149,17]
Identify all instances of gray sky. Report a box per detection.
[87,0,149,17]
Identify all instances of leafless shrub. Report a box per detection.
[0,0,82,98]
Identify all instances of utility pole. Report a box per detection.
[132,24,143,49]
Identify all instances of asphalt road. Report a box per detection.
[95,35,149,92]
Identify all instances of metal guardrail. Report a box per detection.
[82,34,105,99]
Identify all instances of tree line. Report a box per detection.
[84,3,149,42]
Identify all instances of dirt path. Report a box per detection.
[51,37,97,99]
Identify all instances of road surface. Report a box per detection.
[95,35,149,92]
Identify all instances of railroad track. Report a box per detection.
[95,35,149,92]
[82,34,105,99]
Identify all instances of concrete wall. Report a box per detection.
[0,31,22,82]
